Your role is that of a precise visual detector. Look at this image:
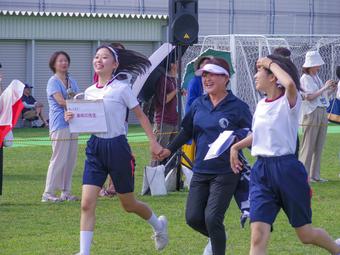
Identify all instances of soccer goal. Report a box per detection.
[182,34,340,113]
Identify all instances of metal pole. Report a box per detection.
[309,0,315,35]
[89,0,93,13]
[331,44,335,79]
[0,69,2,94]
[0,146,3,195]
[176,45,183,191]
[31,39,35,95]
[272,0,276,34]
[230,35,237,94]
[229,0,234,34]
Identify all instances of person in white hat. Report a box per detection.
[299,50,336,182]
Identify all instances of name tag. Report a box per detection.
[320,97,327,105]
[66,99,107,134]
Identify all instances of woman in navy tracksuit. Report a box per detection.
[160,57,252,255]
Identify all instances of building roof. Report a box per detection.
[0,10,168,20]
[0,9,167,41]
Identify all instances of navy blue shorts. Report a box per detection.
[250,154,312,228]
[83,135,135,194]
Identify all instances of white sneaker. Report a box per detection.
[335,238,340,246]
[203,238,212,255]
[60,192,80,201]
[41,193,61,202]
[203,233,228,255]
[152,215,168,250]
[240,210,250,228]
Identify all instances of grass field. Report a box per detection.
[0,126,340,255]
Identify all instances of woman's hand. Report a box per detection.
[150,140,164,160]
[158,148,172,161]
[325,79,337,90]
[64,111,74,122]
[230,145,243,174]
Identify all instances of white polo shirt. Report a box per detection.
[84,79,139,139]
[251,93,302,157]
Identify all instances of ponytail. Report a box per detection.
[96,45,151,77]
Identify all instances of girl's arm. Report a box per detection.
[230,133,253,174]
[132,105,163,159]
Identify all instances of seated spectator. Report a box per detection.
[21,83,48,127]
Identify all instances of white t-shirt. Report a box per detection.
[85,79,139,139]
[251,93,302,157]
[300,74,329,118]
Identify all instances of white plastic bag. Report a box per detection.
[165,168,177,192]
[181,165,193,189]
[141,165,167,196]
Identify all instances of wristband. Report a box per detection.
[268,61,274,70]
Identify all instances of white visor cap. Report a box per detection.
[195,64,229,77]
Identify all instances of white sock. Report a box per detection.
[147,212,162,232]
[80,231,93,255]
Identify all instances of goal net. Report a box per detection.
[182,35,340,113]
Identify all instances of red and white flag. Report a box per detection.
[0,80,25,147]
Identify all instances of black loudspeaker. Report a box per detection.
[168,0,199,45]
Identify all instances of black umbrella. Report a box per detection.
[133,44,188,103]
[138,65,166,102]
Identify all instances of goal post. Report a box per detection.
[181,34,340,113]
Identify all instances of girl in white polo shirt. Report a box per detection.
[230,55,340,254]
[67,45,168,255]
